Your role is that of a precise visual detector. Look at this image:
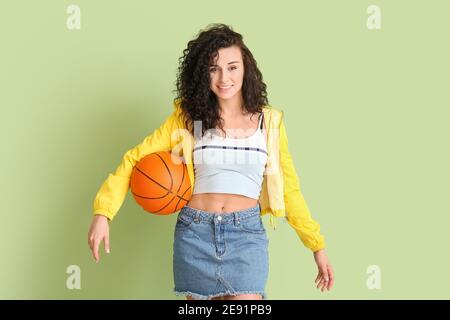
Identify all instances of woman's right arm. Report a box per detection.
[88,100,182,262]
[92,106,179,221]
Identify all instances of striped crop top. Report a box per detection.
[192,112,268,199]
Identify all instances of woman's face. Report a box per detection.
[209,45,245,102]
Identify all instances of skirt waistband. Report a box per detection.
[180,203,261,224]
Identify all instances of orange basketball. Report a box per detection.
[130,151,192,215]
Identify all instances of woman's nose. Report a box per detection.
[218,70,230,81]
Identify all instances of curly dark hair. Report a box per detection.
[172,23,269,137]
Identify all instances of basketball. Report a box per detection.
[130,151,192,215]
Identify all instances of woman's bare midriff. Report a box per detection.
[186,193,259,214]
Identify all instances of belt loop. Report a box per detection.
[194,210,200,223]
[234,212,240,226]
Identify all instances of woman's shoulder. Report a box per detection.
[262,104,284,125]
[263,103,282,113]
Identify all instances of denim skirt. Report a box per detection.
[172,203,269,300]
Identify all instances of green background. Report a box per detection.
[1,0,448,299]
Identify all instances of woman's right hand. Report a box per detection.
[88,214,110,263]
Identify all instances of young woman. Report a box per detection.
[88,23,334,300]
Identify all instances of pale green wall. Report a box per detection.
[1,0,449,299]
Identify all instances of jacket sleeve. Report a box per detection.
[92,111,177,221]
[279,112,326,252]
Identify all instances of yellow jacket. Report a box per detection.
[92,99,326,252]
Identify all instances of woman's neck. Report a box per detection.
[218,95,246,117]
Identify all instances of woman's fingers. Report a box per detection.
[327,265,334,290]
[316,276,323,288]
[316,274,326,290]
[315,272,321,284]
[318,267,329,292]
[317,277,326,291]
[104,234,110,254]
[88,217,110,263]
[93,238,100,263]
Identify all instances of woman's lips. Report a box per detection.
[217,85,233,92]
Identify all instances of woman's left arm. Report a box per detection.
[278,112,325,251]
[278,111,334,291]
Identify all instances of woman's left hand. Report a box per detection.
[313,249,334,292]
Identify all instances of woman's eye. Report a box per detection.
[209,67,237,72]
